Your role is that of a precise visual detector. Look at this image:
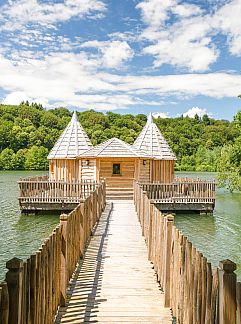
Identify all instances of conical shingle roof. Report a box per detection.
[81,137,149,158]
[133,113,177,160]
[48,111,92,159]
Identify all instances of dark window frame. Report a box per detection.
[112,163,122,176]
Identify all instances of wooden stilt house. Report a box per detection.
[19,112,215,210]
[47,112,177,198]
[133,113,177,183]
[48,111,93,181]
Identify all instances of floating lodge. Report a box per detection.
[18,112,215,212]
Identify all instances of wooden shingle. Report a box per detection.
[81,137,148,158]
[133,113,177,160]
[48,111,92,159]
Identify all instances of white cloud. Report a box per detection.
[214,0,241,56]
[137,0,218,72]
[0,0,106,31]
[81,40,134,68]
[0,48,241,110]
[152,112,170,118]
[2,91,31,105]
[183,107,211,118]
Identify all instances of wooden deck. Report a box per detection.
[55,201,172,323]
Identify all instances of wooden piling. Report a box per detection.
[5,258,23,324]
[218,260,237,324]
[0,282,9,324]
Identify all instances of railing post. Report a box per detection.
[0,281,9,324]
[164,215,174,308]
[237,282,241,324]
[148,201,155,261]
[218,259,237,324]
[5,257,23,324]
[60,214,68,307]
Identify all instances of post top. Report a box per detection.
[6,257,23,270]
[166,214,174,221]
[60,213,68,221]
[219,259,236,272]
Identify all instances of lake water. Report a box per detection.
[175,172,241,280]
[0,171,59,281]
[0,171,240,281]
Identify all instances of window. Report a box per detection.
[113,163,121,175]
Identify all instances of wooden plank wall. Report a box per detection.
[151,160,175,183]
[0,182,106,324]
[99,158,135,188]
[138,159,150,183]
[80,159,96,181]
[133,180,240,324]
[49,159,96,182]
[49,160,79,182]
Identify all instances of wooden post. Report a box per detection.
[5,257,23,324]
[237,282,241,324]
[218,259,237,324]
[60,214,68,307]
[148,201,154,261]
[0,282,9,324]
[164,214,174,307]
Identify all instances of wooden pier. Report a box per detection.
[18,176,103,212]
[0,182,240,324]
[138,177,216,212]
[55,201,172,323]
[18,176,215,212]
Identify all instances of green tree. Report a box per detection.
[25,146,49,170]
[0,148,15,170]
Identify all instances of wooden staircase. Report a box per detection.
[106,187,134,200]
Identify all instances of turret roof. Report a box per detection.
[48,111,92,159]
[133,113,177,160]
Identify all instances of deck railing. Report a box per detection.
[140,177,216,204]
[0,181,106,324]
[134,180,241,324]
[18,176,99,205]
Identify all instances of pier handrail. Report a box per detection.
[133,180,240,324]
[18,177,100,205]
[0,180,106,324]
[139,177,216,203]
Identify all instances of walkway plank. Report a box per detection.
[55,201,172,323]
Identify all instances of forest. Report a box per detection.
[0,102,240,191]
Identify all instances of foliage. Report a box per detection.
[0,104,240,187]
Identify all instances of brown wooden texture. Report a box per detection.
[140,177,216,204]
[133,180,239,324]
[18,176,98,207]
[0,282,9,324]
[1,181,106,324]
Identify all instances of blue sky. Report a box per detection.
[0,0,241,120]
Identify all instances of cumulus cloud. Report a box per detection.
[81,40,134,68]
[0,49,241,110]
[214,0,241,56]
[0,0,106,31]
[183,107,211,118]
[137,0,218,72]
[2,91,31,105]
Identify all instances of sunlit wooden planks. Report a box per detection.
[56,201,172,323]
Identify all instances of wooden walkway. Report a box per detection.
[55,201,172,323]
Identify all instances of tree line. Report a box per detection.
[0,102,240,190]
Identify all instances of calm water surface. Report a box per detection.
[0,171,59,280]
[175,172,241,280]
[0,171,240,281]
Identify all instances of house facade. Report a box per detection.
[48,112,177,190]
